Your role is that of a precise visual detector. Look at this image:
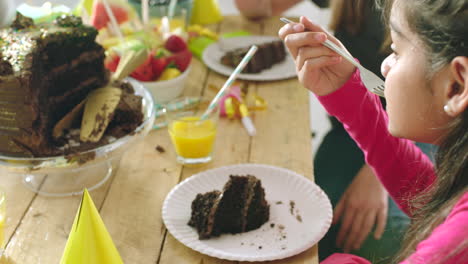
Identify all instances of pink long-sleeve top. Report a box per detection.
[316,70,468,264]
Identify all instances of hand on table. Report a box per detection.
[278,16,355,96]
[333,164,388,253]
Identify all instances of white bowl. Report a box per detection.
[141,65,191,104]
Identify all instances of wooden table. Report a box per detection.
[1,16,317,263]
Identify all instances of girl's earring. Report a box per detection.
[444,104,452,115]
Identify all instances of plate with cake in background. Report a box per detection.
[202,36,297,81]
[162,164,332,261]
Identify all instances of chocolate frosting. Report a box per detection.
[0,14,104,157]
[0,54,13,75]
[0,14,144,158]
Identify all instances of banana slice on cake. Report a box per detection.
[53,99,86,139]
[80,87,122,143]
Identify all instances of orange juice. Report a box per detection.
[169,116,216,159]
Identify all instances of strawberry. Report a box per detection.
[151,56,168,79]
[130,56,155,82]
[104,54,120,72]
[166,50,192,72]
[164,35,188,53]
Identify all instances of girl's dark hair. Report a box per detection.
[330,0,392,54]
[379,0,468,262]
[329,0,368,35]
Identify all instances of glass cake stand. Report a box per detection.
[0,79,155,197]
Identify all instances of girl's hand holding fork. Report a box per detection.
[278,16,356,96]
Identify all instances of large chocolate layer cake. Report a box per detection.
[220,40,286,74]
[0,14,142,157]
[188,175,270,239]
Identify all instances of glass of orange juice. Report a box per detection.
[0,189,5,256]
[167,110,217,165]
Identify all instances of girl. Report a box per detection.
[237,1,413,261]
[279,0,468,263]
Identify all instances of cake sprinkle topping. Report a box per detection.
[54,15,84,28]
[11,12,35,31]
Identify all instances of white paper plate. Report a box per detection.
[162,164,332,262]
[202,36,297,81]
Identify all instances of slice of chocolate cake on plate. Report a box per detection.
[188,175,270,239]
[220,40,286,74]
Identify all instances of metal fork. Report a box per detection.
[280,18,385,97]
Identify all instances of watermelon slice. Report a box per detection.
[90,1,129,30]
[104,53,120,72]
[130,56,155,82]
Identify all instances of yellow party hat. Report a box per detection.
[60,189,123,264]
[190,0,223,25]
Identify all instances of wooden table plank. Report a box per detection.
[98,132,179,263]
[3,175,113,263]
[0,173,35,246]
[251,17,314,178]
[244,17,318,264]
[158,16,260,264]
[159,16,317,264]
[97,53,213,264]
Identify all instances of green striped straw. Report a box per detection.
[153,97,201,130]
[154,97,201,117]
[199,45,259,120]
[153,121,169,130]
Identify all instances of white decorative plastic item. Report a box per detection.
[162,164,332,261]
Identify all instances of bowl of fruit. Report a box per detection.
[106,34,192,104]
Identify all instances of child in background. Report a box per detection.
[279,0,468,263]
